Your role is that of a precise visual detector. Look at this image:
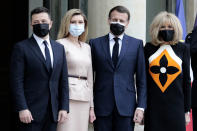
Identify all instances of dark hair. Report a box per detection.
[30,7,51,20]
[108,6,130,21]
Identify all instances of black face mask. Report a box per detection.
[158,30,175,42]
[33,23,49,37]
[110,23,125,36]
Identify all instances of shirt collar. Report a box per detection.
[109,32,124,41]
[33,34,50,46]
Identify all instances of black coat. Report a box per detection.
[144,42,191,131]
[10,36,69,122]
[189,27,197,107]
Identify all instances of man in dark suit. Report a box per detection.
[189,26,197,131]
[10,7,69,131]
[89,5,147,131]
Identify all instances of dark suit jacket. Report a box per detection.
[89,34,147,116]
[10,36,69,122]
[190,27,197,107]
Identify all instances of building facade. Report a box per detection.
[27,0,197,43]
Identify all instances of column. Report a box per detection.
[50,0,68,39]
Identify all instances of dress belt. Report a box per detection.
[68,75,87,80]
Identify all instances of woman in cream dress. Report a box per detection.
[56,9,96,131]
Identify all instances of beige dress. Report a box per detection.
[56,38,93,131]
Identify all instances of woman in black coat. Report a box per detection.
[144,11,191,131]
[189,26,197,131]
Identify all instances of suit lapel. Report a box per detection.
[116,35,128,68]
[101,35,114,69]
[29,36,50,74]
[50,40,57,75]
[29,36,46,64]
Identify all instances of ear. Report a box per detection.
[49,20,53,30]
[108,18,111,26]
[125,20,129,28]
[30,22,33,30]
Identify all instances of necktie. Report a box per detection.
[112,37,119,67]
[43,40,52,73]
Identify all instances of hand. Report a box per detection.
[19,109,33,124]
[58,110,68,123]
[89,107,96,123]
[139,117,144,125]
[185,113,190,126]
[133,109,144,124]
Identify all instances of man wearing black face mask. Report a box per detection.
[89,5,147,131]
[10,7,69,131]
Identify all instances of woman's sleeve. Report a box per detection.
[182,44,191,112]
[87,46,94,108]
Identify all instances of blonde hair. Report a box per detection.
[149,11,183,46]
[57,9,88,42]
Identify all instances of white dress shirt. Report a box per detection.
[109,33,124,57]
[33,34,54,67]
